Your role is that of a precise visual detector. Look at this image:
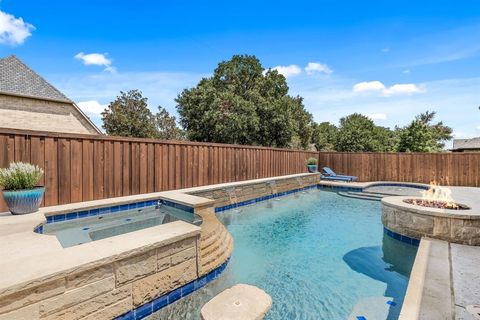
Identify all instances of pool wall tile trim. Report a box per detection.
[114,258,230,320]
[384,227,420,246]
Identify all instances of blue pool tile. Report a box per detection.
[46,216,54,223]
[206,270,216,282]
[99,207,110,214]
[356,317,367,320]
[120,204,129,211]
[66,212,77,220]
[168,287,182,303]
[411,238,420,246]
[181,281,195,297]
[137,202,146,208]
[128,203,137,209]
[116,310,135,320]
[194,276,207,290]
[78,211,89,218]
[134,302,152,319]
[53,214,65,222]
[152,295,168,312]
[89,208,100,216]
[110,206,120,213]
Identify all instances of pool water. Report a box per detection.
[148,189,417,320]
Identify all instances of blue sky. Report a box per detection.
[1,0,480,144]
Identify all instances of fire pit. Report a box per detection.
[403,198,469,210]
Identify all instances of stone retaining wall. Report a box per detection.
[191,174,320,207]
[382,202,480,245]
[0,235,200,320]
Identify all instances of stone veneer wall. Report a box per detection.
[382,203,480,245]
[0,235,200,320]
[0,94,98,134]
[190,174,320,208]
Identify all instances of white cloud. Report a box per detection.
[381,47,390,53]
[353,81,425,96]
[77,100,106,117]
[271,64,302,78]
[402,69,411,74]
[353,81,386,92]
[367,113,387,120]
[383,83,425,96]
[75,52,116,73]
[305,62,333,75]
[476,125,480,130]
[0,10,35,45]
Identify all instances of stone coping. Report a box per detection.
[382,187,480,219]
[400,238,480,320]
[319,180,431,189]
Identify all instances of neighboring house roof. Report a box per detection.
[0,55,102,134]
[452,137,480,150]
[0,55,71,103]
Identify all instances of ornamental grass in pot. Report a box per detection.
[306,157,318,173]
[0,162,45,215]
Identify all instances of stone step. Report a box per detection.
[337,191,382,201]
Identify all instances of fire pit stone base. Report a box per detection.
[382,197,480,245]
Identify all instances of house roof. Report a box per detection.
[0,55,71,103]
[452,137,480,150]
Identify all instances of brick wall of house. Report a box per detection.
[0,94,99,135]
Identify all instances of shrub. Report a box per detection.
[306,157,318,166]
[0,162,44,191]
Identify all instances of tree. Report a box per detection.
[311,122,337,151]
[397,111,452,152]
[334,113,380,152]
[102,90,157,138]
[176,55,313,148]
[155,106,184,140]
[102,90,184,140]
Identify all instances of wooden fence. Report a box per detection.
[318,152,480,187]
[0,129,318,211]
[1,129,479,212]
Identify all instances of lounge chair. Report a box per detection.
[321,167,358,182]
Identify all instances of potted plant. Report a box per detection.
[306,157,318,173]
[0,162,45,215]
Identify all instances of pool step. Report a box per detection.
[348,296,396,320]
[337,191,383,201]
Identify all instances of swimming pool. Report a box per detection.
[147,189,417,320]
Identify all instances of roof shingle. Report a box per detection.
[0,55,71,102]
[453,137,480,150]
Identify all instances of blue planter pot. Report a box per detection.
[2,187,45,215]
[307,165,318,173]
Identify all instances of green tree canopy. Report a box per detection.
[397,111,452,152]
[176,55,313,149]
[334,113,383,152]
[102,90,183,140]
[102,90,157,138]
[311,122,338,151]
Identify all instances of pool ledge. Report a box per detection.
[400,238,480,320]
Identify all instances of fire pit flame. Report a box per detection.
[405,181,467,210]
